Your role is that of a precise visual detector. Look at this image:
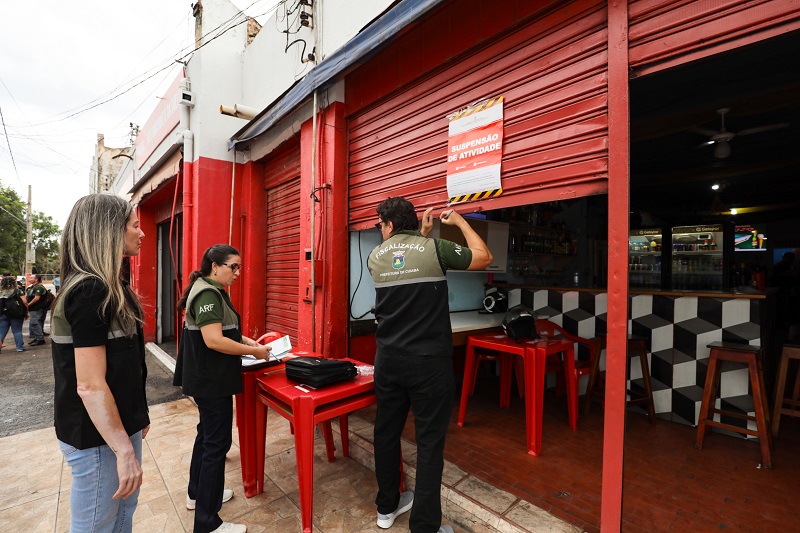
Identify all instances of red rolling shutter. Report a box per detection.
[347,0,610,228]
[629,0,800,75]
[264,144,301,345]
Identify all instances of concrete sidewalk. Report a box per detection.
[0,395,582,532]
[0,398,467,532]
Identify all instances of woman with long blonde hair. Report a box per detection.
[52,194,149,532]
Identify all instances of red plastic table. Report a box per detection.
[254,358,377,533]
[235,348,334,498]
[457,334,577,456]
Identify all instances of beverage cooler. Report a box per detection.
[671,224,725,290]
[629,228,664,289]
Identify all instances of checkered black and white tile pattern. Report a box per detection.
[515,289,763,436]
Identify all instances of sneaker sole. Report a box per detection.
[376,499,414,529]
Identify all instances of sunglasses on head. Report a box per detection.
[221,263,242,272]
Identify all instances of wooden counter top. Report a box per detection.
[493,284,777,299]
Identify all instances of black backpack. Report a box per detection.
[285,356,358,388]
[2,294,27,319]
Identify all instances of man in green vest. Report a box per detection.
[368,197,492,533]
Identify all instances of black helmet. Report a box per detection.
[502,305,538,343]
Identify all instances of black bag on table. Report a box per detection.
[285,356,358,388]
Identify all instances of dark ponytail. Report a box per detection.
[176,270,203,313]
[176,244,240,313]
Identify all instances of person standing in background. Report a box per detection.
[25,273,47,346]
[368,197,492,533]
[0,274,27,353]
[52,194,150,532]
[53,275,61,294]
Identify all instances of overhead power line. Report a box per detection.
[0,104,23,189]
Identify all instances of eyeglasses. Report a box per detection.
[221,263,242,272]
[374,221,384,231]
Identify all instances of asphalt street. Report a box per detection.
[0,317,184,438]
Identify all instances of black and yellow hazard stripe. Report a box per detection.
[448,188,503,205]
[449,95,504,122]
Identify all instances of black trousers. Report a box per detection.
[189,395,233,533]
[374,353,454,533]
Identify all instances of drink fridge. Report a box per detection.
[671,224,725,290]
[629,228,665,289]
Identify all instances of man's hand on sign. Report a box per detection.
[440,209,463,226]
[420,207,434,237]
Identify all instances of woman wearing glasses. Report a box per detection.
[174,244,271,533]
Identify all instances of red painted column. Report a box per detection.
[298,118,315,351]
[602,1,630,531]
[238,160,268,338]
[296,101,349,356]
[319,102,349,359]
[136,204,159,342]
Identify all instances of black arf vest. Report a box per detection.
[368,231,452,357]
[173,278,243,397]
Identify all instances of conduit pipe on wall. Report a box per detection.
[179,78,195,281]
[220,104,259,120]
[229,150,236,244]
[310,89,318,353]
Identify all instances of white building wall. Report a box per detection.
[319,0,394,59]
[185,0,249,164]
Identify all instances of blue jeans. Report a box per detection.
[373,353,455,533]
[59,431,143,533]
[28,308,45,341]
[189,395,233,533]
[0,315,25,350]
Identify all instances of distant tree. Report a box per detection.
[0,180,61,275]
[32,212,60,275]
[0,184,27,274]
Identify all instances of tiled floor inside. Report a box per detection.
[368,373,800,532]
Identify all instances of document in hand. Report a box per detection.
[266,335,292,359]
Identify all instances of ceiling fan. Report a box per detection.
[693,108,789,159]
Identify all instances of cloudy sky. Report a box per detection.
[0,0,275,228]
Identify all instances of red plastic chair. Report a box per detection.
[534,319,597,399]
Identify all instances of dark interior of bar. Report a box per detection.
[348,30,800,533]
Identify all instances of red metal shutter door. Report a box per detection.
[347,0,609,228]
[629,0,800,75]
[265,177,301,346]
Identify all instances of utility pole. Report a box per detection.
[25,185,33,275]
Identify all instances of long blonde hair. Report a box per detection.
[59,194,143,335]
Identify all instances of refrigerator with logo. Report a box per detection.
[629,228,665,289]
[671,224,725,290]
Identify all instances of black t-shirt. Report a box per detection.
[52,278,149,449]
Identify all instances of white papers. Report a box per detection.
[241,355,266,367]
[265,335,292,360]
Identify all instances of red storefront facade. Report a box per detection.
[134,0,800,529]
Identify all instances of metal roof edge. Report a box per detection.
[227,0,445,150]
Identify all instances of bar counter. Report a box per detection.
[496,285,777,429]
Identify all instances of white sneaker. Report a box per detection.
[186,488,234,510]
[211,523,246,533]
[438,526,454,533]
[376,490,414,528]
